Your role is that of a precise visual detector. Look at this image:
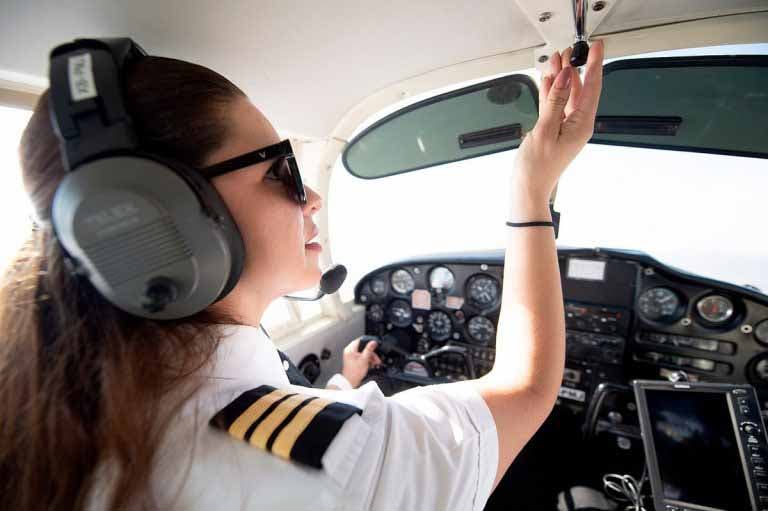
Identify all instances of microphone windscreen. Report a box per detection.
[319,264,347,295]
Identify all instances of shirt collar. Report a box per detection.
[209,323,290,387]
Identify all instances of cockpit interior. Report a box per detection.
[354,248,768,509]
[1,1,767,509]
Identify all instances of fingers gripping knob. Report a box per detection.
[358,335,409,358]
[554,66,573,90]
[357,335,381,354]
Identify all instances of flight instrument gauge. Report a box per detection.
[387,299,413,327]
[637,287,684,323]
[370,276,388,296]
[391,269,415,295]
[755,320,768,345]
[429,266,455,291]
[750,355,768,385]
[467,275,500,309]
[468,316,495,345]
[427,310,453,341]
[367,303,384,322]
[696,294,735,325]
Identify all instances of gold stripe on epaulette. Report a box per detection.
[228,388,290,439]
[210,385,363,469]
[249,394,310,449]
[271,397,334,460]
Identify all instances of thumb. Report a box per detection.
[538,66,573,139]
[362,340,378,358]
[346,338,360,354]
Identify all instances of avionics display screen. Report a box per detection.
[645,390,750,510]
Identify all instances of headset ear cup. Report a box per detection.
[160,157,246,300]
[51,155,245,319]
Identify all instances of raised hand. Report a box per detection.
[512,40,605,204]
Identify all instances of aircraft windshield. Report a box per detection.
[331,45,768,303]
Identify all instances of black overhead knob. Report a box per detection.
[570,40,590,67]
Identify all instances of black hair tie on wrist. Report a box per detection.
[506,205,560,238]
[505,221,553,227]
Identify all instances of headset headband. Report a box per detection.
[49,38,146,171]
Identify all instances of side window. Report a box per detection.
[0,105,34,272]
[262,298,296,333]
[262,298,324,337]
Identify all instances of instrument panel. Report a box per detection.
[357,259,502,382]
[354,248,768,406]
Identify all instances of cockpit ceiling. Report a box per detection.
[594,0,768,34]
[1,0,767,138]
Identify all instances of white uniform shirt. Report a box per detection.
[138,324,498,510]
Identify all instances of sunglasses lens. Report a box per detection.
[277,158,306,204]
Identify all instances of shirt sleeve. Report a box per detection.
[326,373,354,391]
[322,380,498,511]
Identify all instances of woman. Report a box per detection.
[0,38,604,510]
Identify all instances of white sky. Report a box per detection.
[330,143,768,303]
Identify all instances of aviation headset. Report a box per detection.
[48,38,245,319]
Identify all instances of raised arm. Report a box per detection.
[470,41,605,489]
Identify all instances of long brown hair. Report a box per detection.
[0,56,246,510]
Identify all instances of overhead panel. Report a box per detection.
[514,0,620,72]
[596,0,768,34]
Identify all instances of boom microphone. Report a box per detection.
[285,264,347,301]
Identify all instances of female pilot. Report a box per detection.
[0,38,604,510]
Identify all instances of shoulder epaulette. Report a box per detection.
[210,385,362,468]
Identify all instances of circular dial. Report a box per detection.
[429,266,455,291]
[467,316,496,345]
[387,299,413,327]
[370,276,387,296]
[390,269,415,295]
[467,275,500,309]
[751,356,768,385]
[637,287,683,323]
[756,320,768,345]
[696,295,734,325]
[427,310,453,341]
[416,337,431,354]
[367,303,384,322]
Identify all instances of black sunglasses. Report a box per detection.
[199,139,307,205]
